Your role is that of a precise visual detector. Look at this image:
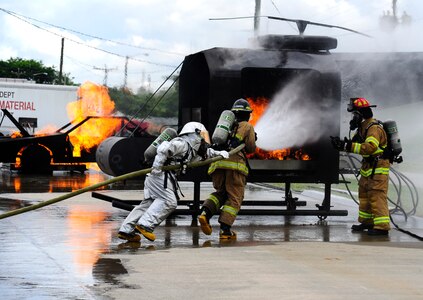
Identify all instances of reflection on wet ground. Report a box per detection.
[0,196,117,299]
[0,169,422,299]
[0,168,143,193]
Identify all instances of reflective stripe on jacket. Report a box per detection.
[208,160,249,175]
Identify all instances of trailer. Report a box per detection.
[0,80,78,136]
[0,106,153,173]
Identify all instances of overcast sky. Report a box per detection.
[0,0,421,91]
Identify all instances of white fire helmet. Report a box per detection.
[179,121,210,143]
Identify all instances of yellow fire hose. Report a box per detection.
[0,144,245,220]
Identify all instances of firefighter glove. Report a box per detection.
[150,167,162,176]
[330,136,352,152]
[331,136,345,151]
[207,148,229,159]
[218,150,230,159]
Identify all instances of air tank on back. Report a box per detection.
[211,110,235,146]
[144,127,178,163]
[383,119,402,156]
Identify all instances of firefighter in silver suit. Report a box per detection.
[199,98,257,239]
[118,122,229,242]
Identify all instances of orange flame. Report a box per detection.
[246,97,310,160]
[10,125,59,138]
[35,124,59,136]
[248,96,269,127]
[9,82,121,156]
[67,82,121,154]
[11,132,23,138]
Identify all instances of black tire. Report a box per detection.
[19,144,52,174]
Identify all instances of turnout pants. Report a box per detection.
[358,174,391,231]
[119,173,178,234]
[202,169,247,226]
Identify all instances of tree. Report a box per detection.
[108,80,179,119]
[0,57,75,85]
[108,74,179,118]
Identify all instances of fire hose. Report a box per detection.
[0,144,245,220]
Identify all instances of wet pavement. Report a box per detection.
[0,167,140,193]
[0,170,423,299]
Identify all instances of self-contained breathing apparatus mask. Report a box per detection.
[349,111,363,131]
[348,97,375,131]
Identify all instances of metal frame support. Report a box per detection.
[92,180,348,223]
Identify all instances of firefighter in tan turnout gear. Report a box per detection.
[331,98,390,236]
[199,98,257,239]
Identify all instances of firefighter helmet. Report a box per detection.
[347,97,377,112]
[179,122,206,135]
[178,121,210,143]
[231,98,252,112]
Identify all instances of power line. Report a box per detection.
[0,7,178,68]
[270,0,282,16]
[0,7,185,57]
[64,55,96,71]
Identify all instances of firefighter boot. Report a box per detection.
[135,225,156,241]
[198,209,212,235]
[219,223,237,240]
[351,223,373,232]
[118,231,141,242]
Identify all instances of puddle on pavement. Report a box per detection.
[92,258,128,285]
[0,168,144,193]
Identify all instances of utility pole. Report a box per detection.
[11,68,24,78]
[59,38,64,85]
[392,0,398,19]
[147,74,151,92]
[123,53,149,89]
[123,56,129,89]
[254,0,261,36]
[93,64,117,86]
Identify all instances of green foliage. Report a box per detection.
[0,57,75,85]
[109,80,179,118]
